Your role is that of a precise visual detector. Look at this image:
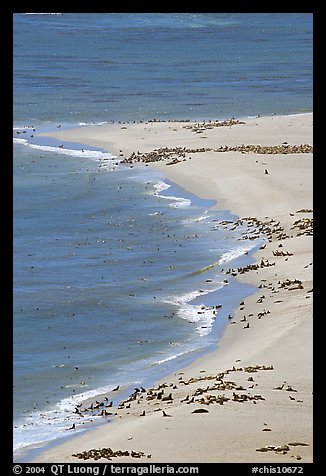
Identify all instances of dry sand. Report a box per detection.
[31,113,313,463]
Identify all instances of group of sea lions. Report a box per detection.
[72,447,151,461]
[68,199,312,461]
[122,146,208,165]
[272,249,293,257]
[215,143,313,154]
[218,213,313,244]
[121,141,313,166]
[291,217,313,236]
[225,258,275,278]
[216,216,289,243]
[182,117,246,132]
[111,364,275,419]
[278,278,304,290]
[69,363,278,461]
[256,442,309,459]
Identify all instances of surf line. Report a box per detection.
[189,261,220,276]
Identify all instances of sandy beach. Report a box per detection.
[30,113,313,463]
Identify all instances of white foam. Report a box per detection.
[13,381,124,452]
[153,180,171,194]
[13,408,83,452]
[150,180,192,208]
[168,197,192,208]
[150,353,179,366]
[150,346,198,366]
[149,211,164,216]
[13,138,117,162]
[219,243,257,264]
[179,303,215,336]
[78,121,108,126]
[24,13,63,15]
[163,286,224,337]
[181,214,210,224]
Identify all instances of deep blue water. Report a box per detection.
[14,13,312,124]
[13,13,312,458]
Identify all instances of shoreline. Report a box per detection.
[13,147,262,462]
[27,113,312,463]
[14,173,261,463]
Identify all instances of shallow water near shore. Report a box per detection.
[13,131,261,459]
[14,132,257,460]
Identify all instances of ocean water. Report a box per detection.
[14,13,312,123]
[13,13,312,459]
